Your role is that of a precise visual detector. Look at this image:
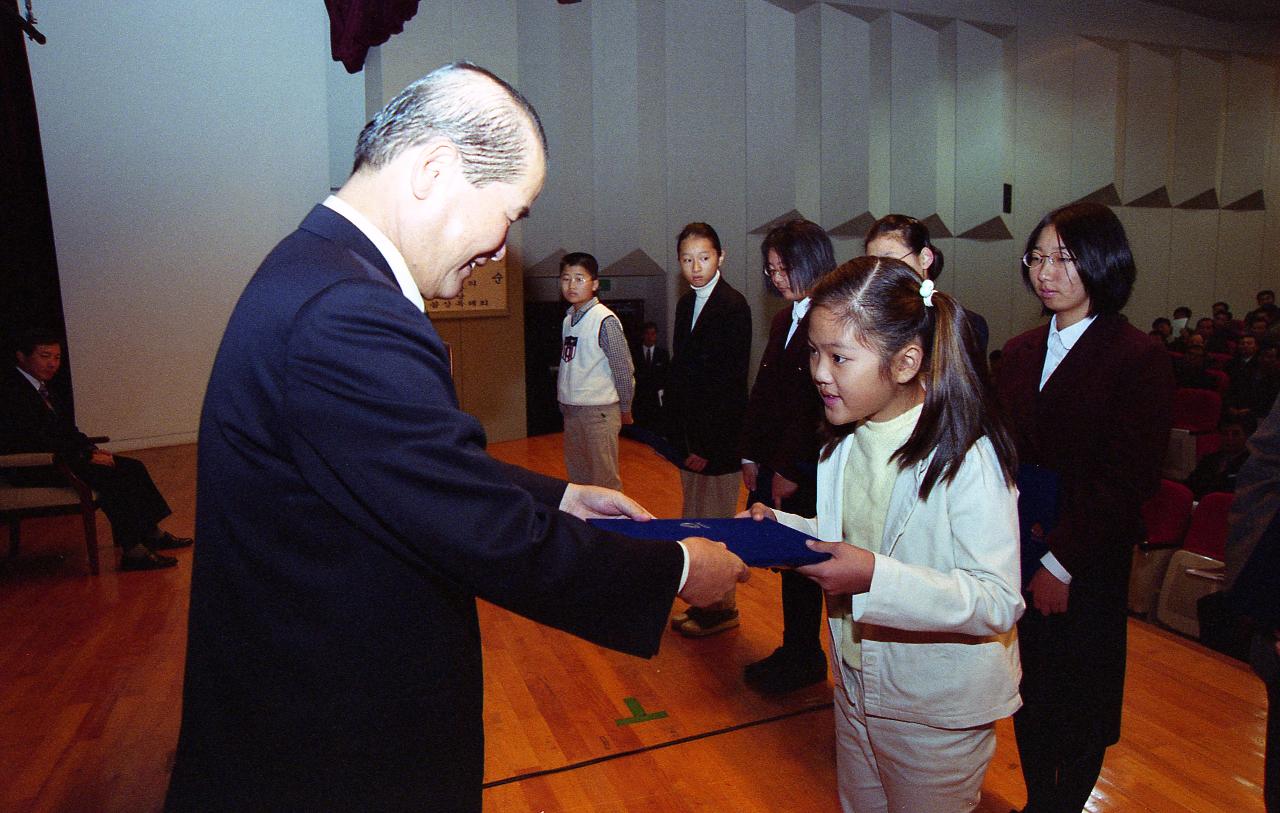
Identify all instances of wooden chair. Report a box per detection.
[0,452,102,575]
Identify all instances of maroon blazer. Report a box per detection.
[998,313,1174,750]
[997,314,1174,583]
[740,306,822,487]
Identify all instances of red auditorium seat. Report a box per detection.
[1156,491,1235,636]
[1172,388,1221,433]
[1128,479,1195,615]
[1205,368,1229,395]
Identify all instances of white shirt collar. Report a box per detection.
[15,366,41,390]
[691,271,721,299]
[792,297,811,322]
[1049,313,1096,350]
[322,195,425,313]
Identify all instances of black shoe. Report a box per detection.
[744,649,827,695]
[150,531,193,550]
[120,550,178,572]
[744,647,791,681]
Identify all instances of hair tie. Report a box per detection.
[919,279,935,307]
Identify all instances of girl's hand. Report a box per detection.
[771,472,799,507]
[735,502,775,522]
[796,540,875,595]
[1027,566,1069,615]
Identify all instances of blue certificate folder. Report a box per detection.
[1016,464,1061,589]
[588,518,831,568]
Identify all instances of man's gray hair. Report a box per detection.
[352,62,546,185]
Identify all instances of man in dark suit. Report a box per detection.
[164,63,747,812]
[631,321,668,431]
[0,330,191,570]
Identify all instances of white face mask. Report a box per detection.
[1171,317,1189,334]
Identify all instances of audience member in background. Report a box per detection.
[1227,334,1262,382]
[665,221,753,637]
[1169,306,1194,352]
[863,213,990,357]
[1213,301,1231,318]
[1226,345,1280,424]
[556,252,633,491]
[1222,398,1280,813]
[1208,310,1239,355]
[1248,289,1278,327]
[0,330,192,571]
[1185,415,1255,499]
[996,202,1174,813]
[630,321,668,433]
[1150,317,1173,347]
[1251,315,1273,344]
[1175,336,1219,391]
[738,218,832,694]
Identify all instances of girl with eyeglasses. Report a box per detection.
[864,214,990,356]
[995,202,1175,813]
[738,218,834,693]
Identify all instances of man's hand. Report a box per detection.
[771,472,798,507]
[1026,566,1069,615]
[678,536,749,606]
[796,540,875,595]
[559,483,653,521]
[735,502,776,522]
[684,454,708,473]
[620,411,634,426]
[90,450,115,467]
[741,461,758,492]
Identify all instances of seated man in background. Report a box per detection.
[0,330,191,571]
[1185,415,1255,499]
[1174,336,1219,391]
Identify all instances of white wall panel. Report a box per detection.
[1220,56,1274,209]
[1120,44,1175,205]
[1215,212,1267,310]
[819,5,872,233]
[1167,211,1220,314]
[1170,49,1226,208]
[1115,208,1173,329]
[1070,38,1119,201]
[888,13,942,222]
[954,21,1009,233]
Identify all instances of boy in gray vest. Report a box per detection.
[558,252,634,490]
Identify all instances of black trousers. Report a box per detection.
[77,455,172,547]
[749,466,823,658]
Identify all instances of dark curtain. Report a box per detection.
[325,0,421,74]
[1,2,74,415]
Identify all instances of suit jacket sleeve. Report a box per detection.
[282,281,681,656]
[0,370,93,460]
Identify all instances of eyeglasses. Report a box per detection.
[1022,250,1076,271]
[763,265,789,279]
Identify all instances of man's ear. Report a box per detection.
[891,341,923,384]
[408,137,461,201]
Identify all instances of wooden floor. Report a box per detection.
[0,436,1269,812]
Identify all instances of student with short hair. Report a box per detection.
[997,202,1174,813]
[666,222,753,637]
[557,251,633,491]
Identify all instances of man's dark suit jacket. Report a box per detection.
[997,314,1173,753]
[631,343,668,429]
[739,306,821,492]
[665,278,751,475]
[165,205,684,812]
[0,365,93,462]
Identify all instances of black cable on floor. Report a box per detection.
[482,700,834,789]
